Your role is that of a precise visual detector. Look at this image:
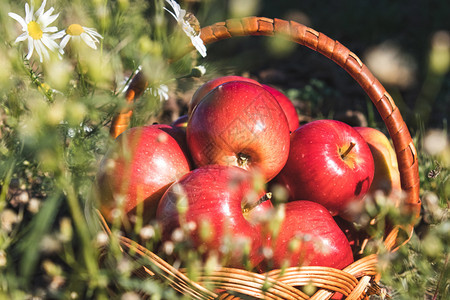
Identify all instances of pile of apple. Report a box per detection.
[94,76,401,272]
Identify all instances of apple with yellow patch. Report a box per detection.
[354,127,401,195]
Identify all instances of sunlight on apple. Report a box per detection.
[326,156,345,175]
[152,156,170,172]
[253,120,266,133]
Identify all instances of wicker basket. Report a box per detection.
[103,17,422,299]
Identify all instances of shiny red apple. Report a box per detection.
[262,84,299,133]
[186,81,291,182]
[269,201,354,270]
[277,119,374,216]
[156,165,273,269]
[188,75,262,115]
[94,124,191,226]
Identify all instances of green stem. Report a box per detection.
[59,176,99,284]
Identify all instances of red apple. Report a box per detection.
[277,119,374,216]
[269,201,354,270]
[262,84,299,133]
[188,76,262,115]
[186,81,291,182]
[354,127,401,195]
[94,124,191,226]
[156,165,273,268]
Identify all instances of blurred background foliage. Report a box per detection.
[0,0,448,299]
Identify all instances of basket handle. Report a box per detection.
[110,16,421,234]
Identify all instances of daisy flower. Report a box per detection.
[59,24,103,50]
[164,0,207,57]
[150,84,169,102]
[8,0,64,62]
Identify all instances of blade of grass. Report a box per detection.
[17,190,63,281]
[59,176,100,290]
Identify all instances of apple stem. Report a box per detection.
[237,152,250,167]
[244,192,272,214]
[341,142,356,159]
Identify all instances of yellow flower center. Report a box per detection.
[66,24,85,36]
[27,21,43,40]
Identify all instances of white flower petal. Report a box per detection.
[41,6,55,20]
[80,33,97,49]
[41,11,59,28]
[43,35,64,54]
[59,35,70,49]
[51,30,65,39]
[42,26,58,33]
[25,3,33,23]
[159,85,169,101]
[84,28,103,41]
[26,38,34,60]
[33,39,49,62]
[163,1,205,57]
[8,12,27,30]
[84,32,99,44]
[33,40,45,62]
[34,0,47,19]
[164,0,186,21]
[40,35,55,51]
[163,7,179,21]
[14,33,28,43]
[165,0,181,19]
[8,0,65,62]
[178,8,187,20]
[38,40,51,61]
[190,35,207,57]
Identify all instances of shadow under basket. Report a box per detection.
[100,17,422,299]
